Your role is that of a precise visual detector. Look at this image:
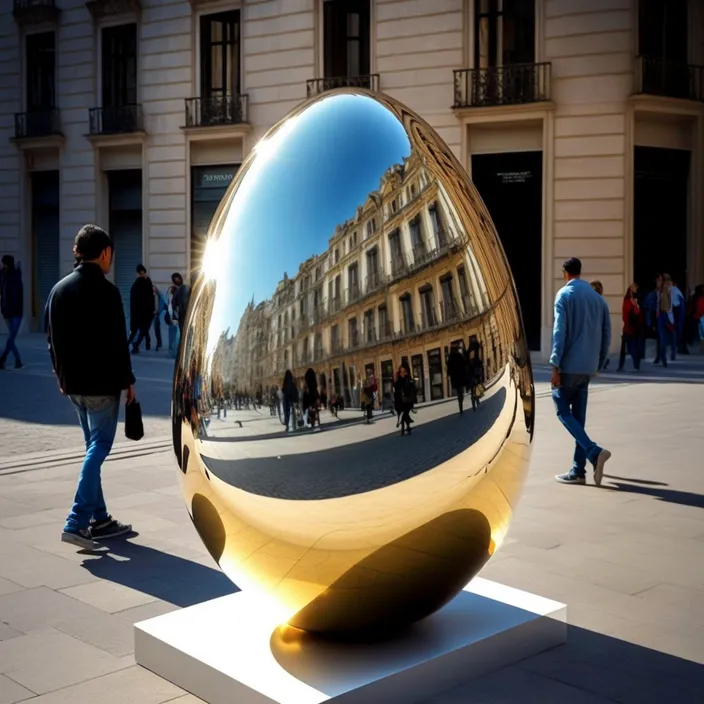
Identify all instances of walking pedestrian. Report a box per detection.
[656,274,677,366]
[170,272,190,336]
[447,343,468,415]
[0,255,23,370]
[550,257,612,487]
[361,368,377,423]
[129,265,156,354]
[393,362,416,436]
[282,369,298,432]
[45,224,135,550]
[617,283,642,372]
[467,347,484,411]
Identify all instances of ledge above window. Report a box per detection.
[12,0,60,26]
[85,0,141,21]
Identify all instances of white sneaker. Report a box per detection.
[593,449,611,487]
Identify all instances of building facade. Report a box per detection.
[2,0,703,358]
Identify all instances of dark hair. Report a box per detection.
[305,368,317,393]
[136,264,147,274]
[171,272,183,284]
[1,254,15,269]
[73,224,112,263]
[562,257,582,277]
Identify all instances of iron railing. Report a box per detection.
[365,269,384,295]
[185,95,248,127]
[635,56,704,102]
[14,108,61,139]
[453,62,551,108]
[345,284,361,306]
[89,104,143,135]
[306,74,380,98]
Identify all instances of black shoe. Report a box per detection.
[61,527,100,551]
[131,347,139,354]
[14,361,23,370]
[90,516,133,540]
[401,426,406,436]
[0,358,5,370]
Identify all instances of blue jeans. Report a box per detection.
[1,315,22,362]
[64,395,120,531]
[168,324,180,358]
[656,313,677,362]
[552,374,602,478]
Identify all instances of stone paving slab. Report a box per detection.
[0,360,702,702]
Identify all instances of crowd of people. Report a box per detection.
[614,274,704,372]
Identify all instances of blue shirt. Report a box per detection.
[549,279,611,375]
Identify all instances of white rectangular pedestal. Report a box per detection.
[135,578,566,704]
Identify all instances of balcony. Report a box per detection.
[420,307,439,331]
[85,0,141,20]
[13,0,60,26]
[330,296,342,315]
[89,105,143,136]
[439,298,462,324]
[313,345,324,362]
[365,269,384,295]
[453,62,551,109]
[13,108,61,141]
[331,338,342,355]
[378,320,392,341]
[345,283,361,306]
[306,74,380,98]
[635,56,704,103]
[348,330,360,350]
[388,257,410,283]
[184,95,249,128]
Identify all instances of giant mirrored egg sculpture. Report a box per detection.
[172,89,534,638]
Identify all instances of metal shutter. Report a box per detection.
[30,171,60,326]
[111,211,143,323]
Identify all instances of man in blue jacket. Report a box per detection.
[550,257,612,486]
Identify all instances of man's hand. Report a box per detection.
[551,367,560,389]
[126,385,136,405]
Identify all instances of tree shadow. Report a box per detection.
[80,537,238,608]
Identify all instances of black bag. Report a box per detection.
[125,401,144,441]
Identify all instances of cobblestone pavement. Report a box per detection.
[0,336,703,702]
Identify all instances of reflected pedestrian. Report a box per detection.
[393,362,416,436]
[447,343,468,415]
[129,265,155,354]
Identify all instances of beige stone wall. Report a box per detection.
[545,0,634,341]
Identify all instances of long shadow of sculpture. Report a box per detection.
[199,386,506,501]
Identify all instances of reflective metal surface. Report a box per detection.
[172,89,534,638]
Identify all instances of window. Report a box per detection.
[409,217,424,253]
[102,24,137,108]
[429,203,446,246]
[366,218,377,238]
[389,229,403,271]
[364,309,375,342]
[400,294,414,334]
[200,11,241,98]
[348,317,358,346]
[378,304,389,337]
[475,0,535,68]
[638,0,687,62]
[391,198,398,213]
[26,32,55,110]
[324,0,370,78]
[420,285,436,328]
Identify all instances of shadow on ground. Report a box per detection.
[81,537,237,608]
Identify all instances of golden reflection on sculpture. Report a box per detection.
[172,89,535,637]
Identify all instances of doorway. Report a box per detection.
[30,170,59,325]
[634,146,690,292]
[471,151,543,351]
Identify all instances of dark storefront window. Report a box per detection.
[30,170,59,323]
[411,354,425,403]
[201,11,241,99]
[26,31,55,110]
[324,0,370,79]
[191,164,239,278]
[428,348,444,401]
[102,24,137,108]
[381,359,394,409]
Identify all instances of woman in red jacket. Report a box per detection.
[618,283,642,371]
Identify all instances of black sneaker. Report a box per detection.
[90,516,132,540]
[14,361,23,370]
[61,528,100,551]
[0,358,5,370]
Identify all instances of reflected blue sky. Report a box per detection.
[207,94,412,346]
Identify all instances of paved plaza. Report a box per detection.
[0,335,703,703]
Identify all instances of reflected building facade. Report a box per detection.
[213,149,519,408]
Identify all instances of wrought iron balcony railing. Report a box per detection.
[347,330,360,350]
[345,284,361,306]
[313,345,324,362]
[14,108,61,139]
[365,269,384,295]
[420,308,439,331]
[306,74,380,98]
[331,338,342,355]
[439,298,462,324]
[377,321,392,341]
[635,56,704,103]
[185,95,249,128]
[13,0,59,25]
[453,62,551,109]
[89,104,143,135]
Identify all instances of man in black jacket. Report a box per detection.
[46,224,135,550]
[129,264,156,354]
[0,254,24,370]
